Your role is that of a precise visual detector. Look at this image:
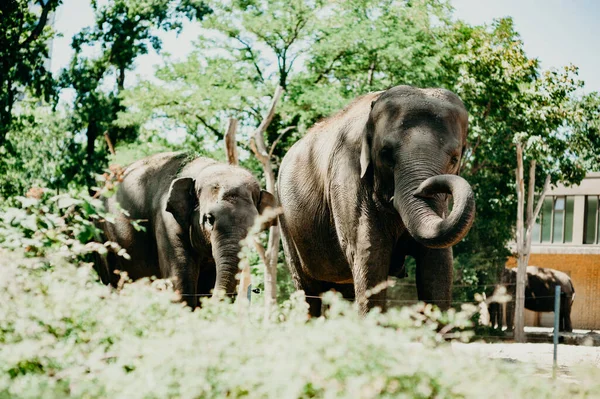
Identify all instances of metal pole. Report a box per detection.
[247,284,252,303]
[553,284,561,378]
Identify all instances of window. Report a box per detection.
[584,196,600,245]
[532,196,575,244]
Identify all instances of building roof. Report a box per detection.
[548,172,600,196]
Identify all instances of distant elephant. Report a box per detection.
[491,266,575,332]
[96,152,276,307]
[488,301,502,330]
[277,85,476,316]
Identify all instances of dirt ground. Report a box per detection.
[451,341,600,382]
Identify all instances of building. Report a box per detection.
[506,172,600,330]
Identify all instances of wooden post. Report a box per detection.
[249,86,284,320]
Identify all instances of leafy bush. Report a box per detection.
[0,185,143,263]
[0,103,87,199]
[1,250,598,398]
[0,190,108,259]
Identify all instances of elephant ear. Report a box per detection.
[360,128,372,179]
[360,100,380,178]
[166,177,197,227]
[257,190,278,227]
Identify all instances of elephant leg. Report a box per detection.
[280,220,325,317]
[156,227,200,308]
[489,302,499,329]
[352,227,393,315]
[196,265,217,306]
[93,251,116,286]
[292,273,326,317]
[505,301,515,331]
[165,258,199,308]
[561,299,573,332]
[322,282,356,300]
[414,246,453,310]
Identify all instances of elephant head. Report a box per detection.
[166,170,276,296]
[360,85,475,248]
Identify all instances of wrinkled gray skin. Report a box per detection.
[490,266,575,332]
[96,152,276,307]
[277,85,476,316]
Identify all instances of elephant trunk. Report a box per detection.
[211,231,244,297]
[393,173,475,248]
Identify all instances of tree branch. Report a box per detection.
[249,86,284,168]
[367,55,377,86]
[253,238,269,268]
[196,115,223,139]
[20,0,54,49]
[269,125,296,158]
[224,118,239,165]
[314,51,345,84]
[234,36,264,83]
[531,174,551,225]
[525,160,536,229]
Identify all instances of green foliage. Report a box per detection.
[0,189,118,259]
[0,102,85,199]
[442,19,600,284]
[60,0,212,186]
[3,249,600,398]
[0,0,61,145]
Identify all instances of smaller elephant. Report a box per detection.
[96,152,276,306]
[489,266,575,332]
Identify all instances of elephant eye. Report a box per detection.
[380,145,395,166]
[203,213,215,228]
[450,156,459,166]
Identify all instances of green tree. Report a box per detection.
[61,0,210,187]
[120,0,453,160]
[442,18,600,290]
[0,0,61,146]
[0,101,84,200]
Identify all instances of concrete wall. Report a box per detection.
[507,254,600,330]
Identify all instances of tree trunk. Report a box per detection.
[85,117,98,195]
[514,144,551,342]
[86,118,98,165]
[249,86,284,321]
[514,142,526,342]
[117,66,126,92]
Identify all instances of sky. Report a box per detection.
[50,0,600,93]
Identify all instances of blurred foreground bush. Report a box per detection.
[1,250,598,398]
[0,185,143,261]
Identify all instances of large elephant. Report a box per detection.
[96,152,276,307]
[490,266,575,332]
[277,85,476,316]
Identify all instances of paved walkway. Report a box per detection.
[451,342,600,382]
